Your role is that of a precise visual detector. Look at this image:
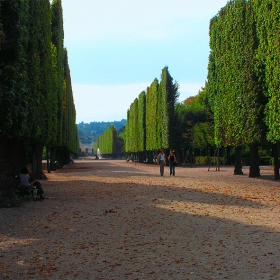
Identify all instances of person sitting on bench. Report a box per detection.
[19,166,33,190]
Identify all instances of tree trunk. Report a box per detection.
[46,147,50,173]
[216,147,220,171]
[226,146,231,165]
[50,147,56,171]
[32,143,45,179]
[249,143,260,177]
[0,137,26,207]
[146,151,154,164]
[138,152,145,163]
[234,146,243,175]
[176,149,183,164]
[272,143,279,180]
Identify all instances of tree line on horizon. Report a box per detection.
[0,0,78,206]
[77,120,126,142]
[95,0,280,180]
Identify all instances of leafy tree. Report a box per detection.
[27,0,54,178]
[146,79,159,151]
[95,125,121,157]
[208,0,266,176]
[50,0,64,170]
[124,92,146,161]
[0,1,78,205]
[137,91,146,161]
[158,66,179,149]
[173,92,214,163]
[255,0,280,179]
[0,0,31,205]
[57,48,78,164]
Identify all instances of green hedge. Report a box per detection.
[195,156,226,165]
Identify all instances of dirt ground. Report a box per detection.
[0,159,280,280]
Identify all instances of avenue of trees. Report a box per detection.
[123,0,280,179]
[124,67,215,164]
[0,0,78,206]
[93,125,124,158]
[207,0,279,178]
[125,67,180,163]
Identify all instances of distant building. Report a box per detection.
[79,136,94,155]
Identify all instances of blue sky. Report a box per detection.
[62,0,229,123]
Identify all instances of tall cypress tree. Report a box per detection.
[146,79,159,151]
[208,0,266,176]
[127,99,138,153]
[27,0,54,178]
[59,48,78,163]
[255,0,280,179]
[96,125,118,156]
[50,0,64,169]
[0,0,31,204]
[138,91,146,162]
[125,110,131,153]
[132,99,139,153]
[158,67,179,150]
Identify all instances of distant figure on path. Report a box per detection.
[157,149,166,176]
[168,150,177,176]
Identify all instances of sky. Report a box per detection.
[62,0,229,123]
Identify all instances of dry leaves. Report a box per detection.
[0,160,280,279]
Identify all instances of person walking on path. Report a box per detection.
[157,149,166,176]
[168,150,177,176]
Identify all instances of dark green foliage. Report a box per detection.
[125,91,146,154]
[138,91,146,152]
[195,156,226,165]
[27,0,54,143]
[51,0,64,146]
[125,99,138,153]
[0,0,30,138]
[158,66,179,149]
[0,0,78,203]
[62,49,78,154]
[125,67,179,155]
[178,94,214,152]
[207,0,274,176]
[255,0,280,143]
[208,0,265,148]
[94,125,120,156]
[124,110,131,153]
[146,79,159,151]
[131,99,139,152]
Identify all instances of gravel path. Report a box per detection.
[1,159,280,279]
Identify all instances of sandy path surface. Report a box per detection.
[1,159,280,280]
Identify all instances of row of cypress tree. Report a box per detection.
[0,0,78,205]
[124,69,215,164]
[122,0,280,179]
[207,0,280,178]
[125,67,179,163]
[93,67,179,162]
[93,125,122,157]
